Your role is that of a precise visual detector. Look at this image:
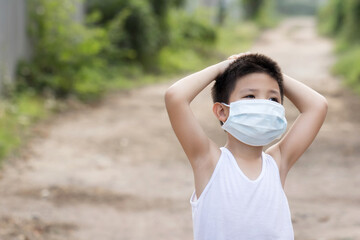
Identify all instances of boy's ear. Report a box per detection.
[213,102,228,123]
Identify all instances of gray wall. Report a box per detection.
[0,0,30,93]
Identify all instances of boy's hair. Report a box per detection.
[211,53,284,105]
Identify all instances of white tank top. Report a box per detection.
[190,147,294,240]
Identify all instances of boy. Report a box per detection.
[164,53,328,239]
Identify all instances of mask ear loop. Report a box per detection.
[220,103,230,124]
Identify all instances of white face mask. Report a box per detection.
[221,99,287,146]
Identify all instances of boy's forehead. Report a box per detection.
[227,73,281,101]
[234,73,280,91]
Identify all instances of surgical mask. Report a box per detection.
[221,99,287,146]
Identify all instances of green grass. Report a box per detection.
[0,113,22,161]
[0,91,49,162]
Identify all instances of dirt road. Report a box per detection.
[1,17,360,240]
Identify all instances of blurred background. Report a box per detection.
[0,0,359,239]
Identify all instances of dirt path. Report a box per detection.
[1,17,360,240]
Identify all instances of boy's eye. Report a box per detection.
[244,95,255,99]
[269,97,279,102]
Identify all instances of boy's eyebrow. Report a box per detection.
[240,88,280,95]
[268,89,280,95]
[240,88,259,93]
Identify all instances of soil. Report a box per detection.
[1,17,360,240]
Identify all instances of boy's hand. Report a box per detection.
[227,52,252,60]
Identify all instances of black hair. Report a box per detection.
[211,53,284,105]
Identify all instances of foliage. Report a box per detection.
[333,46,360,94]
[86,0,126,24]
[318,0,360,94]
[107,2,160,67]
[87,0,162,68]
[168,10,217,47]
[14,0,220,101]
[86,0,194,69]
[157,9,218,73]
[318,0,360,44]
[240,0,263,20]
[240,0,278,28]
[86,0,185,25]
[148,0,186,31]
[255,0,278,28]
[88,1,218,70]
[276,0,320,16]
[317,0,346,37]
[158,47,205,74]
[341,0,360,44]
[1,1,259,163]
[17,0,107,100]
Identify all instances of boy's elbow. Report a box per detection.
[323,97,328,111]
[164,87,175,104]
[305,94,328,117]
[165,86,186,105]
[165,87,181,107]
[316,95,328,116]
[320,95,328,110]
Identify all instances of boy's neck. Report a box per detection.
[225,134,263,162]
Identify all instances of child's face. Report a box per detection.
[228,72,282,104]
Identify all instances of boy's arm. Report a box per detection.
[164,59,233,169]
[267,74,328,185]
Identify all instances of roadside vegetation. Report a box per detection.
[0,0,282,163]
[317,0,360,94]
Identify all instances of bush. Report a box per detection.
[318,0,360,95]
[148,0,179,45]
[333,46,360,94]
[104,1,161,68]
[17,0,107,100]
[87,0,164,68]
[87,0,185,39]
[241,0,262,20]
[167,10,217,48]
[341,0,360,44]
[158,46,205,74]
[86,0,125,24]
[318,0,360,44]
[156,9,217,73]
[255,0,277,28]
[87,0,217,70]
[240,0,277,28]
[317,0,346,37]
